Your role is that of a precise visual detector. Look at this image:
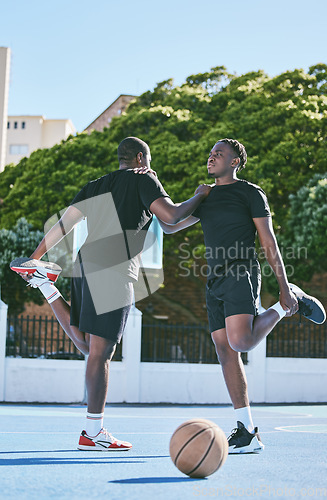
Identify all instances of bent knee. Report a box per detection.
[89,338,117,361]
[228,332,253,353]
[211,334,237,364]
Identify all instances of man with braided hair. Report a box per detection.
[158,138,326,454]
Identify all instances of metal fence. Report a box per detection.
[266,317,327,358]
[6,315,327,362]
[6,315,84,360]
[141,322,216,363]
[141,322,248,364]
[6,315,122,361]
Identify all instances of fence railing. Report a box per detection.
[266,317,327,358]
[6,315,84,360]
[6,315,327,362]
[141,321,249,364]
[141,321,218,364]
[6,315,122,361]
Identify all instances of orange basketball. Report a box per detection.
[169,418,228,478]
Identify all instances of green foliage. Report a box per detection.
[0,217,70,314]
[0,219,44,313]
[282,173,327,281]
[0,133,118,230]
[1,64,326,308]
[0,218,70,313]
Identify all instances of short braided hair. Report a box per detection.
[218,138,247,171]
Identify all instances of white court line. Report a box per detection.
[0,414,316,421]
[0,430,285,435]
[0,408,320,419]
[0,431,171,435]
[0,412,229,419]
[102,414,316,419]
[275,424,327,433]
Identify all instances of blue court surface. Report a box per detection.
[1,403,326,499]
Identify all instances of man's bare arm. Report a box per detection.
[254,216,298,314]
[150,184,211,225]
[157,215,199,234]
[30,206,84,260]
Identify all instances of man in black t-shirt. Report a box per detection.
[11,137,212,451]
[158,138,326,454]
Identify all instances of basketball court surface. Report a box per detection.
[1,403,326,499]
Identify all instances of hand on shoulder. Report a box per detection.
[194,184,214,197]
[133,166,157,177]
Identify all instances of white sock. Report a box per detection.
[39,282,62,304]
[234,406,255,433]
[269,301,287,320]
[85,412,104,437]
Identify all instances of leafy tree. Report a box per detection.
[259,173,327,295]
[1,64,326,233]
[0,218,70,314]
[0,132,118,230]
[0,219,44,313]
[283,173,327,281]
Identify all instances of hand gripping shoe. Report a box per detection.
[10,257,62,288]
[289,283,326,324]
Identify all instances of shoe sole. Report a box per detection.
[77,444,132,451]
[290,283,326,324]
[300,297,326,324]
[229,443,265,454]
[228,434,265,454]
[10,258,62,283]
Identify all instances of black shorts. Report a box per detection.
[70,260,133,343]
[205,260,261,333]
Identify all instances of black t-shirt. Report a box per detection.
[70,169,170,280]
[193,179,271,278]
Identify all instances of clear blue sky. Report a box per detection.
[2,0,326,132]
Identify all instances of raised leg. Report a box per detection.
[225,310,281,352]
[50,297,90,355]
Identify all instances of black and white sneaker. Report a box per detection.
[228,421,264,454]
[289,283,326,324]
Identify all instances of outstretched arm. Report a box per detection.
[30,206,84,260]
[254,216,298,315]
[150,184,211,225]
[157,215,199,234]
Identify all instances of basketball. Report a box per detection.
[169,418,228,478]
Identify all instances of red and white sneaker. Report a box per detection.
[77,428,132,451]
[10,258,62,288]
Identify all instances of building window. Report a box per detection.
[22,122,26,129]
[7,122,10,129]
[14,122,18,129]
[9,144,29,155]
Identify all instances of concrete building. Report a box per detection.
[0,46,76,171]
[5,115,75,166]
[0,47,11,172]
[84,94,135,133]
